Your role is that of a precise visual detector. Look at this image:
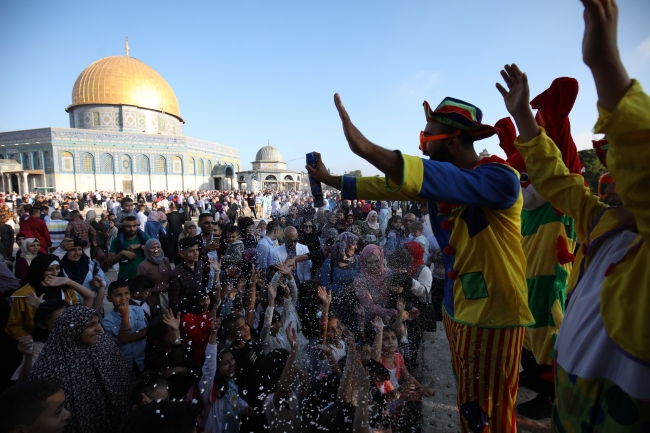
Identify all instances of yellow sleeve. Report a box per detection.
[595,80,650,242]
[345,152,426,202]
[515,129,606,243]
[5,298,29,340]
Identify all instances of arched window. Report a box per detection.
[121,155,132,173]
[44,151,53,172]
[172,156,182,174]
[60,152,74,172]
[284,175,293,181]
[32,152,41,170]
[82,153,94,172]
[22,153,31,170]
[156,156,166,173]
[101,154,114,172]
[188,157,195,174]
[225,167,234,177]
[138,155,150,173]
[265,175,277,181]
[197,159,204,175]
[206,160,212,173]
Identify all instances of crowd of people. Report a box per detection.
[0,1,648,432]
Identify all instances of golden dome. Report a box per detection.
[67,55,183,121]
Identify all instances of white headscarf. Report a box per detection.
[20,238,39,265]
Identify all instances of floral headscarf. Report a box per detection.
[360,244,387,289]
[30,306,133,433]
[328,232,359,269]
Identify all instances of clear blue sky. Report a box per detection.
[1,0,649,176]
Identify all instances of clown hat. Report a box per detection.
[423,97,497,140]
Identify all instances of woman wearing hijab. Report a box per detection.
[361,202,372,221]
[241,200,252,218]
[177,221,197,257]
[14,238,41,285]
[320,232,361,330]
[30,305,134,433]
[378,201,391,238]
[362,210,384,245]
[238,216,257,249]
[5,254,96,340]
[320,212,338,244]
[60,237,110,297]
[144,210,167,241]
[404,241,434,368]
[353,244,398,324]
[137,238,172,315]
[214,203,229,225]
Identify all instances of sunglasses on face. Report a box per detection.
[419,130,461,154]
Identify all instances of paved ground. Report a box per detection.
[412,327,551,433]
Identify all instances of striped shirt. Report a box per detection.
[46,219,69,248]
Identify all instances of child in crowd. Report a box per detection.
[12,299,69,383]
[180,285,214,368]
[129,372,170,410]
[102,280,148,373]
[261,326,302,432]
[200,316,253,433]
[259,281,289,355]
[128,274,154,323]
[207,223,221,290]
[409,221,430,264]
[223,225,244,263]
[145,309,195,399]
[384,216,404,254]
[314,285,347,379]
[168,236,213,311]
[0,380,70,433]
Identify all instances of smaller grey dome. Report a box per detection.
[255,145,283,162]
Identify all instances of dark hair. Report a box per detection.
[16,232,27,240]
[198,213,213,223]
[221,313,244,339]
[387,248,412,271]
[0,380,62,432]
[40,205,49,211]
[129,274,155,293]
[266,220,280,234]
[121,215,138,223]
[178,236,198,251]
[119,400,198,433]
[28,207,40,216]
[260,349,290,392]
[121,197,134,205]
[129,372,170,407]
[31,299,69,342]
[108,280,129,296]
[145,316,169,355]
[179,284,210,315]
[314,402,356,432]
[214,346,234,398]
[226,225,240,235]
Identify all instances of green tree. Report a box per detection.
[578,149,607,196]
[344,170,363,177]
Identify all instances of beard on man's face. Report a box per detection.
[428,143,453,163]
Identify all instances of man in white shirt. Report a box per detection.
[136,204,148,231]
[271,226,311,284]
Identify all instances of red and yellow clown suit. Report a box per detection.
[515,80,650,432]
[496,77,582,368]
[340,123,534,431]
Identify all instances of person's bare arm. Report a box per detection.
[43,276,94,307]
[273,324,299,408]
[496,64,541,143]
[371,316,384,362]
[305,94,403,188]
[580,0,631,111]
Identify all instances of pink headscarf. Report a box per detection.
[360,244,387,290]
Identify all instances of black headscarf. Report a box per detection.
[60,251,91,286]
[28,254,66,300]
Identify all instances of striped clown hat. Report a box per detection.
[423,97,497,140]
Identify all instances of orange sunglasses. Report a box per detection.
[419,130,461,154]
[598,172,616,198]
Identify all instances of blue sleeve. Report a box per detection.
[102,314,120,342]
[419,161,519,210]
[220,298,233,319]
[320,259,344,293]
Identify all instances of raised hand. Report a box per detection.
[26,291,44,309]
[209,257,222,273]
[314,343,333,357]
[396,297,406,312]
[317,286,332,306]
[116,301,130,317]
[496,64,531,118]
[211,317,222,335]
[17,335,34,356]
[162,309,181,331]
[496,64,540,143]
[249,264,258,285]
[267,283,277,302]
[286,322,298,350]
[371,315,384,329]
[274,262,292,276]
[42,276,69,287]
[334,93,373,158]
[304,152,336,187]
[580,0,619,69]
